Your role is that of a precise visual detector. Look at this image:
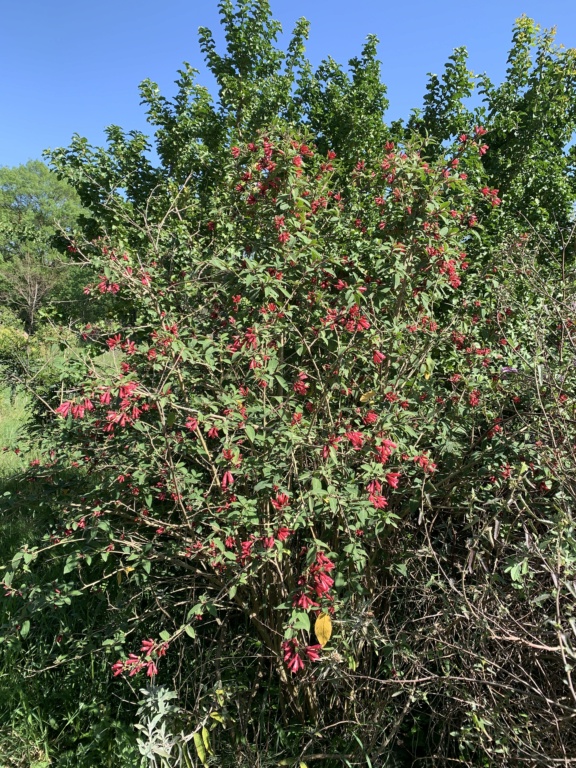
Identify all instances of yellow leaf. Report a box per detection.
[193,732,207,766]
[424,372,431,380]
[202,726,212,755]
[315,612,332,647]
[359,390,376,403]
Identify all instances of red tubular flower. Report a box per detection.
[304,644,322,662]
[293,592,319,609]
[366,479,382,495]
[55,401,73,418]
[322,434,342,459]
[373,350,386,364]
[293,372,309,395]
[345,431,364,450]
[315,552,335,571]
[370,493,388,509]
[271,492,290,511]
[374,440,394,464]
[146,661,158,677]
[71,403,85,419]
[468,390,481,407]
[386,472,401,489]
[311,571,334,596]
[282,639,305,673]
[140,638,155,655]
[221,471,234,490]
[239,539,254,563]
[112,660,125,677]
[276,526,292,542]
[107,334,122,350]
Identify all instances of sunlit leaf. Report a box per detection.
[315,612,332,647]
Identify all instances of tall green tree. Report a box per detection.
[410,16,576,239]
[0,161,86,330]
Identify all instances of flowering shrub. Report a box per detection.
[19,136,497,667]
[3,4,576,766]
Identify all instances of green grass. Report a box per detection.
[0,389,51,767]
[0,385,45,557]
[0,386,32,479]
[0,383,142,768]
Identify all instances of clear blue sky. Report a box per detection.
[2,0,576,168]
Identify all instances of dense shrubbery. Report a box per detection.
[2,3,576,766]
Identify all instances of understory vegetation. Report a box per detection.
[2,2,576,766]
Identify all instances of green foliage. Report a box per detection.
[409,45,475,143]
[0,161,91,332]
[0,160,81,264]
[479,17,576,235]
[410,15,576,239]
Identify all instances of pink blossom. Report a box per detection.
[345,431,364,450]
[276,526,292,542]
[140,639,155,655]
[293,592,319,610]
[304,644,322,661]
[55,401,73,418]
[373,350,386,364]
[271,493,290,510]
[221,471,234,490]
[146,661,158,677]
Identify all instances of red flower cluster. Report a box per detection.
[345,431,364,450]
[321,304,370,333]
[112,638,168,679]
[480,186,501,207]
[282,638,322,673]
[293,372,309,395]
[271,492,290,511]
[97,276,120,294]
[367,479,388,509]
[438,259,462,290]
[374,438,397,464]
